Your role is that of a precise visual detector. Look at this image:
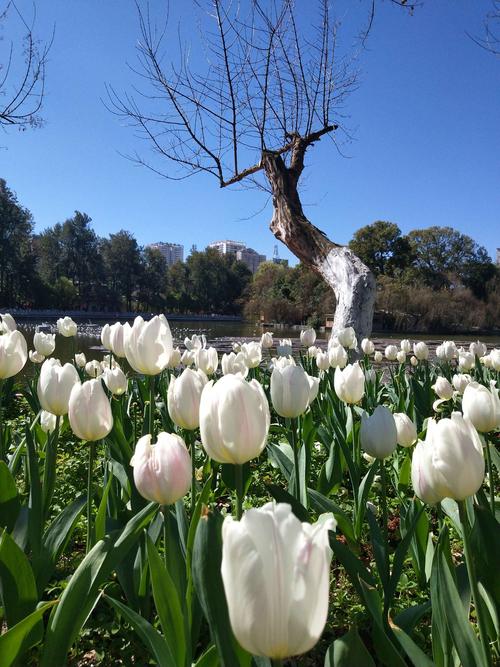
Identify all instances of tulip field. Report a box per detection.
[0,313,499,667]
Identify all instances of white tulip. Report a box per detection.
[307,345,320,359]
[181,349,195,367]
[410,355,418,367]
[432,376,454,400]
[40,410,57,434]
[33,331,56,356]
[85,359,102,378]
[131,432,191,505]
[400,339,411,353]
[361,338,375,355]
[300,327,316,347]
[240,342,262,368]
[393,413,417,447]
[195,346,218,375]
[334,362,365,404]
[167,367,208,430]
[385,345,398,361]
[29,349,45,364]
[462,381,500,433]
[167,347,182,369]
[470,340,487,358]
[374,351,383,363]
[411,413,484,502]
[0,330,28,379]
[200,375,270,464]
[328,343,347,369]
[396,350,407,364]
[260,331,274,349]
[316,350,330,371]
[0,313,17,332]
[124,315,173,375]
[335,327,357,349]
[37,358,79,416]
[75,352,86,368]
[452,373,472,394]
[458,350,475,372]
[271,365,312,418]
[413,341,429,361]
[184,334,206,351]
[360,406,398,459]
[221,502,335,659]
[56,316,77,337]
[221,352,248,378]
[68,379,113,441]
[104,367,128,396]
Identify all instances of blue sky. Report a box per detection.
[2,0,499,265]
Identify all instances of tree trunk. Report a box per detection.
[262,147,376,341]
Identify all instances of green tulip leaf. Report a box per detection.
[324,625,375,667]
[266,483,309,522]
[0,600,57,667]
[0,461,20,533]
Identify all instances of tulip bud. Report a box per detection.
[0,330,28,379]
[276,338,292,357]
[75,352,86,368]
[335,327,357,349]
[300,327,316,347]
[240,342,262,369]
[393,413,417,447]
[385,345,398,361]
[328,343,347,369]
[334,362,365,404]
[85,359,102,378]
[200,375,270,463]
[260,331,273,348]
[360,406,398,459]
[271,365,311,417]
[130,432,191,505]
[68,379,113,441]
[0,313,17,332]
[452,373,472,394]
[29,349,45,364]
[56,316,77,337]
[104,367,128,396]
[361,338,375,355]
[396,350,406,364]
[410,355,418,367]
[40,410,57,434]
[195,346,218,375]
[374,351,383,363]
[400,339,411,353]
[124,315,173,375]
[167,347,182,369]
[221,352,248,378]
[221,502,335,659]
[37,358,79,415]
[411,414,484,502]
[168,367,208,430]
[432,376,454,400]
[462,381,500,433]
[101,323,111,350]
[413,341,429,361]
[316,350,330,371]
[33,331,56,356]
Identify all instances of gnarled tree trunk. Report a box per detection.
[262,142,376,341]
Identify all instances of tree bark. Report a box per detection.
[261,146,376,341]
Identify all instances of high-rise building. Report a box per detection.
[208,240,247,255]
[236,247,267,273]
[148,242,184,267]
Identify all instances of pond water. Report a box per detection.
[16,316,500,369]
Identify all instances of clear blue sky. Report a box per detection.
[2,0,499,265]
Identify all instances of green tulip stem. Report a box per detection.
[484,435,495,515]
[72,335,77,367]
[290,417,301,502]
[235,463,244,520]
[185,430,197,517]
[458,500,492,667]
[86,439,97,554]
[42,415,60,520]
[161,505,170,570]
[149,375,155,442]
[0,378,4,460]
[380,458,390,578]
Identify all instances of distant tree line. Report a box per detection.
[1,179,499,331]
[0,179,251,313]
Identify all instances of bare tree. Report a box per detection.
[109,0,414,338]
[0,1,51,129]
[468,1,500,55]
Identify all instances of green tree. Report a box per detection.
[0,179,38,306]
[407,226,494,291]
[349,221,413,277]
[138,247,167,311]
[102,230,143,311]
